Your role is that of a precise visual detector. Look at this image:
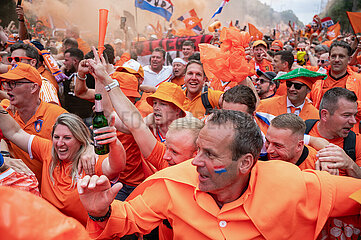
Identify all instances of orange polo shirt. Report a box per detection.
[170,76,185,86]
[1,187,90,240]
[308,122,361,176]
[87,160,361,239]
[0,100,67,185]
[30,135,106,226]
[183,88,223,118]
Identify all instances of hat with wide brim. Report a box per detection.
[274,67,327,89]
[147,82,186,117]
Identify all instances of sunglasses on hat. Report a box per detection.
[7,56,33,62]
[286,81,306,90]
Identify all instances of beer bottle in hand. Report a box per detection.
[93,94,109,155]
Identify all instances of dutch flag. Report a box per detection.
[211,0,230,19]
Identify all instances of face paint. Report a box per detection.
[214,166,227,174]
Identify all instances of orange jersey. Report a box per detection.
[183,89,223,118]
[308,122,361,176]
[249,58,274,72]
[0,100,67,185]
[87,159,361,239]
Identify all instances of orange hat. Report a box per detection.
[271,40,283,50]
[115,59,144,78]
[111,71,140,98]
[252,40,267,48]
[0,62,42,86]
[147,82,186,117]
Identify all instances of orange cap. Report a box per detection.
[271,40,283,50]
[0,62,42,87]
[115,59,144,78]
[147,82,186,117]
[252,40,267,49]
[110,72,140,98]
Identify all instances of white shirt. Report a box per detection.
[143,65,173,87]
[286,97,305,116]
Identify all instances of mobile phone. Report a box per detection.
[17,0,22,6]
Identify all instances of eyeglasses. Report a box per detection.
[7,56,33,62]
[318,59,329,64]
[1,81,33,90]
[286,81,306,90]
[256,78,271,84]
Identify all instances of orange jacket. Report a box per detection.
[256,95,319,121]
[87,160,361,239]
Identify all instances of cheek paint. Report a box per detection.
[214,166,227,174]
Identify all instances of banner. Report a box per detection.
[131,35,213,65]
[248,23,263,41]
[347,12,361,34]
[135,0,173,21]
[321,17,334,28]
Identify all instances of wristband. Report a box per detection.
[104,80,119,92]
[303,134,310,145]
[76,73,87,81]
[88,205,111,222]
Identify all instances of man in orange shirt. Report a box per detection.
[183,60,223,118]
[265,113,318,170]
[272,50,294,96]
[307,87,361,178]
[0,63,67,185]
[249,40,273,72]
[170,58,186,86]
[79,110,361,239]
[257,68,326,121]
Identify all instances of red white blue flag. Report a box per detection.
[135,0,174,21]
[177,9,203,34]
[211,0,230,19]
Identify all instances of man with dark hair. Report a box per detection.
[63,38,79,51]
[272,50,294,96]
[222,85,256,116]
[308,87,361,178]
[79,109,361,240]
[143,47,172,87]
[310,41,361,128]
[266,113,318,169]
[255,69,278,99]
[182,40,195,62]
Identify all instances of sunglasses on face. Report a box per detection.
[7,56,33,62]
[286,81,306,90]
[256,78,271,84]
[296,48,305,51]
[318,59,329,64]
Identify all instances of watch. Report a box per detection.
[104,80,119,92]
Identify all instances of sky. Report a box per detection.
[258,0,327,24]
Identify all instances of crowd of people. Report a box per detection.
[1,2,361,240]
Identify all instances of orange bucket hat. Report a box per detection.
[0,62,42,86]
[110,71,140,98]
[147,82,186,117]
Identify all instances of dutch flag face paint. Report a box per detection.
[214,166,227,174]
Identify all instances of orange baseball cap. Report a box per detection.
[110,71,140,98]
[271,40,283,50]
[0,62,42,86]
[252,40,267,48]
[115,59,144,78]
[147,82,186,117]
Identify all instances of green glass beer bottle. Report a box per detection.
[93,94,109,155]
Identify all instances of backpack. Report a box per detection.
[201,85,214,115]
[305,119,356,161]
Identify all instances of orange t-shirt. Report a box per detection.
[297,145,318,170]
[308,122,361,176]
[30,135,106,226]
[183,88,223,118]
[249,58,274,72]
[1,100,67,185]
[144,141,167,171]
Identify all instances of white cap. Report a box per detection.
[172,58,187,65]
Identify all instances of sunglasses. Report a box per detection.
[256,78,271,84]
[7,56,33,62]
[318,59,329,64]
[296,48,305,51]
[286,81,306,90]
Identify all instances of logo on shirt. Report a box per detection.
[11,64,18,70]
[34,120,43,133]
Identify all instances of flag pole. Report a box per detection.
[135,1,139,42]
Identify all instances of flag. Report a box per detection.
[321,17,334,28]
[347,12,361,34]
[248,23,263,40]
[135,0,173,21]
[177,9,202,34]
[326,22,340,40]
[183,17,202,30]
[211,0,230,19]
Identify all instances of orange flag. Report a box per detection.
[248,23,263,40]
[326,22,340,40]
[347,12,361,34]
[150,21,163,39]
[183,17,202,30]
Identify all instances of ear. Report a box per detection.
[320,109,329,122]
[238,153,255,174]
[29,59,37,68]
[269,83,276,92]
[296,140,304,152]
[30,83,40,93]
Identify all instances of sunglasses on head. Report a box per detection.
[256,78,271,84]
[318,59,328,64]
[7,56,33,62]
[286,81,306,90]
